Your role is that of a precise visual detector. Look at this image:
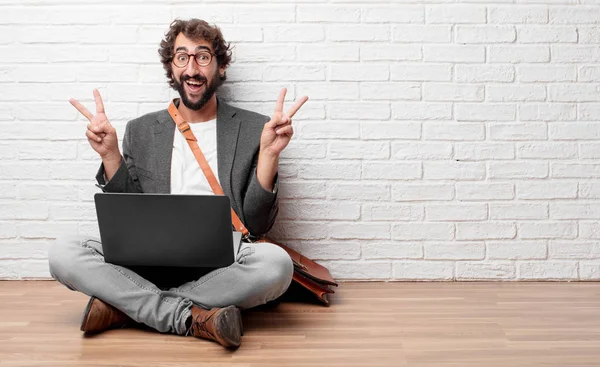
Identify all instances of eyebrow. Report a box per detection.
[175,45,211,53]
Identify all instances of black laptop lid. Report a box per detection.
[94,193,236,268]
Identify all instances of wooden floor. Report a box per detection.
[1,281,600,367]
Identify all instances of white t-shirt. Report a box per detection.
[170,118,219,195]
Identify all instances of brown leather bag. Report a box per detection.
[168,102,338,305]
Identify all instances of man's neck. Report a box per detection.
[177,95,218,123]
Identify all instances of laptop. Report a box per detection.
[94,193,243,268]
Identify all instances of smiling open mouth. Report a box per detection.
[185,80,205,93]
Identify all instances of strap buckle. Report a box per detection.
[242,232,258,243]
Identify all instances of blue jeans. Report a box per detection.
[48,235,294,335]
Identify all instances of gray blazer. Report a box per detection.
[95,98,279,236]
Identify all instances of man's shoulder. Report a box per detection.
[126,109,168,129]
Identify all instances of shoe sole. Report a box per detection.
[217,306,243,348]
[80,296,97,332]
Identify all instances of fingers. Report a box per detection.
[69,98,94,122]
[270,114,291,128]
[286,96,309,118]
[93,88,105,115]
[275,124,293,136]
[86,129,103,143]
[274,88,286,113]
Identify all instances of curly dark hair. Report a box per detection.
[158,19,232,89]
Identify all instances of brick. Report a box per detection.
[580,262,600,280]
[297,83,358,100]
[268,221,328,240]
[518,25,578,43]
[264,25,324,42]
[362,6,424,23]
[456,103,516,121]
[297,122,360,140]
[456,262,516,280]
[330,103,390,120]
[424,162,485,180]
[489,6,548,24]
[361,122,421,140]
[426,204,487,221]
[551,163,600,178]
[423,83,484,102]
[426,5,486,24]
[550,203,600,220]
[297,6,360,22]
[360,82,420,101]
[552,46,600,63]
[392,142,453,160]
[518,261,578,280]
[280,142,326,159]
[580,183,600,198]
[487,240,548,260]
[489,123,547,141]
[456,183,514,201]
[550,123,600,140]
[300,241,361,261]
[391,64,452,82]
[549,84,600,102]
[298,162,361,180]
[579,104,600,121]
[490,203,548,220]
[297,45,359,62]
[330,223,390,240]
[489,46,550,63]
[455,142,515,160]
[423,123,485,141]
[363,162,422,180]
[519,103,576,121]
[18,222,78,239]
[393,223,454,241]
[489,162,548,179]
[234,45,295,62]
[579,27,600,44]
[19,184,79,202]
[393,261,454,280]
[393,25,451,43]
[363,204,424,221]
[323,261,391,280]
[278,201,360,221]
[487,84,546,102]
[456,26,516,43]
[457,222,516,240]
[392,184,454,202]
[550,6,600,24]
[327,183,389,201]
[423,45,485,63]
[279,181,326,200]
[363,242,422,260]
[549,241,600,259]
[233,6,295,23]
[519,222,577,239]
[517,142,577,159]
[328,141,389,160]
[456,65,515,83]
[18,142,77,160]
[518,65,577,83]
[330,64,389,82]
[0,202,48,220]
[264,65,325,81]
[392,102,452,120]
[329,25,390,42]
[424,242,485,260]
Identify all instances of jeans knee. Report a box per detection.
[256,243,294,295]
[48,235,82,288]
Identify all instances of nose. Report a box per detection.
[185,57,200,76]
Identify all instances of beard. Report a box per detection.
[174,69,222,111]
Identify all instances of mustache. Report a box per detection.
[181,74,207,84]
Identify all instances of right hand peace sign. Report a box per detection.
[70,89,121,161]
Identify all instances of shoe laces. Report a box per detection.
[186,313,216,339]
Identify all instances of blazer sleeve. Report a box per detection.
[241,150,279,237]
[95,122,144,193]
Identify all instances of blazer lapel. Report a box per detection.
[216,98,241,201]
[152,109,176,193]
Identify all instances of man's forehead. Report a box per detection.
[174,33,213,52]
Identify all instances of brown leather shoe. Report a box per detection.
[186,305,243,348]
[80,297,133,334]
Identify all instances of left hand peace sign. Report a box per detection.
[260,88,308,157]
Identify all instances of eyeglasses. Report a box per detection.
[172,51,214,68]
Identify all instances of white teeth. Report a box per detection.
[186,80,203,86]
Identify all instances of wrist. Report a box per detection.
[101,151,122,165]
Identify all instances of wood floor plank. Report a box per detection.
[1,280,600,366]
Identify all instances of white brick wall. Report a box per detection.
[2,1,600,281]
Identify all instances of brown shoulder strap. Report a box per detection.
[168,101,250,237]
